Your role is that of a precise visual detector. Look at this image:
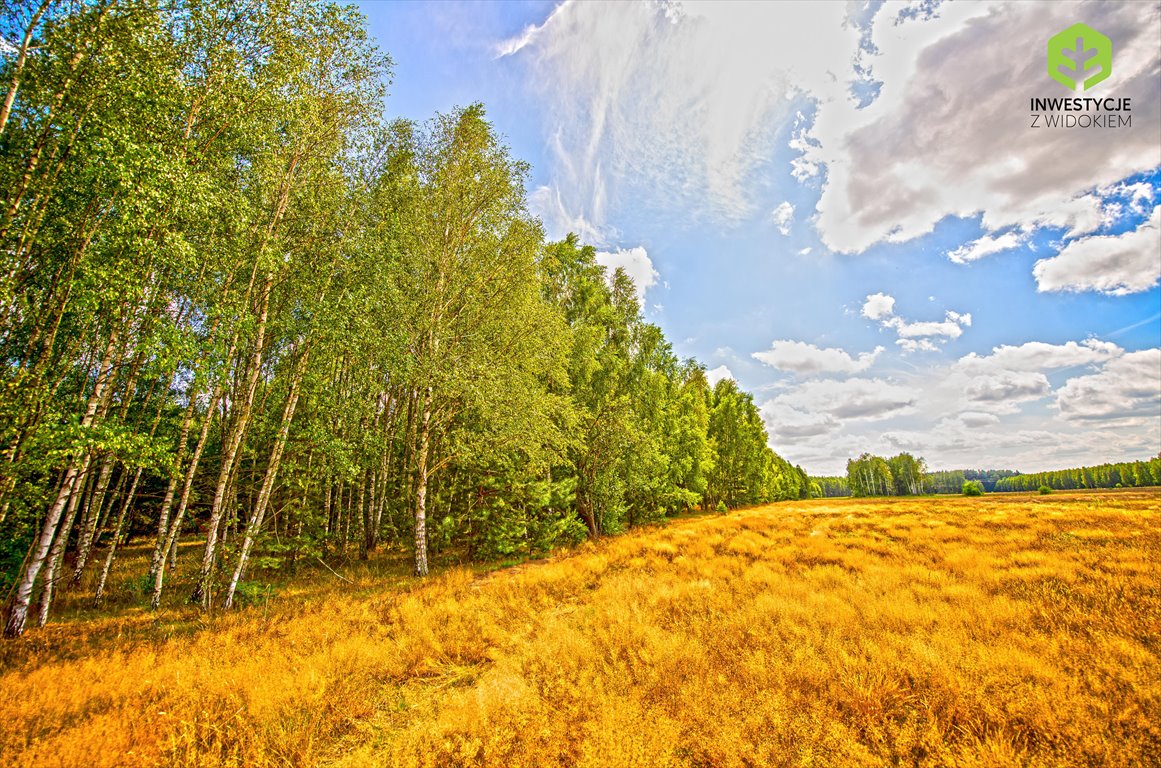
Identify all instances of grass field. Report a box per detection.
[1,489,1158,767]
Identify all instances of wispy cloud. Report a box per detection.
[947,231,1026,264]
[506,1,861,236]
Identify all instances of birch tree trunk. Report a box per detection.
[35,462,93,627]
[413,386,433,577]
[191,276,271,609]
[2,332,117,637]
[222,346,309,609]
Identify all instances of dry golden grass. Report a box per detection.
[1,489,1159,767]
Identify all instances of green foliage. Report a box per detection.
[812,476,850,497]
[231,581,277,609]
[993,457,1161,492]
[1039,486,1052,495]
[962,480,985,497]
[716,501,728,514]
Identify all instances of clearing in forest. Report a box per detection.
[0,490,1158,767]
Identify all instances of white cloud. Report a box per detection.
[759,401,838,442]
[1033,206,1161,296]
[752,340,883,375]
[861,292,895,321]
[770,377,918,421]
[771,201,794,235]
[797,247,812,256]
[964,371,1051,406]
[1056,349,1161,422]
[505,0,862,232]
[760,339,1159,474]
[886,312,971,341]
[956,339,1123,374]
[897,338,939,354]
[595,246,659,303]
[529,184,603,244]
[953,411,1001,428]
[947,231,1026,264]
[705,364,734,387]
[862,293,971,351]
[800,2,1160,255]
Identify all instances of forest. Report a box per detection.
[817,456,1161,497]
[992,458,1161,493]
[0,0,815,638]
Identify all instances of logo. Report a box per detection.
[1047,23,1112,92]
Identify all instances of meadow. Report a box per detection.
[0,489,1158,767]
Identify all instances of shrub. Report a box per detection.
[962,480,984,497]
[715,500,728,514]
[232,581,276,608]
[1039,486,1052,495]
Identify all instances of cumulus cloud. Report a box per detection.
[947,231,1026,264]
[1033,206,1161,296]
[752,340,883,375]
[862,293,971,352]
[705,364,734,387]
[802,2,1161,254]
[887,313,972,341]
[1056,349,1161,422]
[956,339,1123,374]
[759,401,838,442]
[861,292,895,321]
[771,202,794,235]
[964,371,1052,405]
[595,246,659,302]
[770,377,918,421]
[953,411,1001,428]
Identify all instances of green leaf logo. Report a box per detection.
[1048,23,1112,92]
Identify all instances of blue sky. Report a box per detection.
[358,0,1161,475]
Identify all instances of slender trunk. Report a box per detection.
[3,331,116,637]
[0,0,50,137]
[414,387,433,577]
[223,347,308,609]
[323,481,333,542]
[68,456,116,589]
[147,402,196,585]
[93,467,143,605]
[150,386,221,609]
[191,278,271,609]
[340,482,350,554]
[359,468,372,560]
[35,462,92,627]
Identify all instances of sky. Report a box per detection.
[357,0,1161,475]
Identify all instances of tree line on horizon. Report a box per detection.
[992,458,1161,493]
[814,456,1161,497]
[0,0,815,638]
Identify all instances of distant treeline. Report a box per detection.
[813,476,850,497]
[813,455,1161,498]
[993,458,1161,492]
[926,469,1020,493]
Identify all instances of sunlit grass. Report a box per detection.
[1,489,1158,767]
